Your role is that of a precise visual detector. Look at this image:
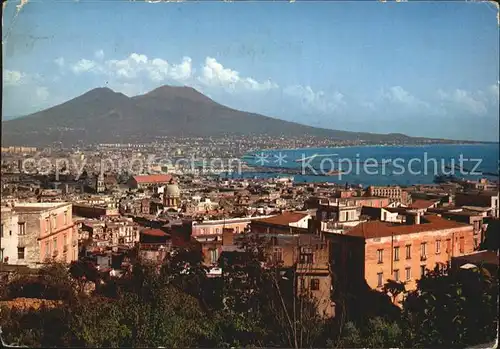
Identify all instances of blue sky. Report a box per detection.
[3,0,499,141]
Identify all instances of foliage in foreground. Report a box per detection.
[0,247,497,348]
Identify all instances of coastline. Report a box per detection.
[250,142,499,154]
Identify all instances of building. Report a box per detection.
[128,174,173,190]
[250,212,313,235]
[361,206,403,223]
[455,191,499,218]
[366,186,411,205]
[6,202,78,267]
[1,207,19,264]
[163,179,181,208]
[451,250,498,274]
[191,216,276,238]
[325,214,475,304]
[72,203,119,218]
[95,173,105,193]
[249,217,334,318]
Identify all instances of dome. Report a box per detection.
[165,183,180,197]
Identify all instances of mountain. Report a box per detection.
[2,85,449,147]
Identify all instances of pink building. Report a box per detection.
[12,202,78,267]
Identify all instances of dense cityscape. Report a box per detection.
[0,136,499,348]
[2,1,499,348]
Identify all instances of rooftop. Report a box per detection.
[346,215,470,239]
[141,228,169,237]
[132,174,173,184]
[409,199,439,209]
[13,202,70,213]
[252,212,310,226]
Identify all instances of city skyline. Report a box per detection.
[2,1,499,141]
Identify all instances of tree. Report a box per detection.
[333,317,403,348]
[402,264,498,348]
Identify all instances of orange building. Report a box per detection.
[325,214,475,304]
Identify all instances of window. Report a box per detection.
[420,242,427,260]
[405,245,411,259]
[459,237,465,253]
[446,239,451,253]
[377,249,384,264]
[52,215,57,229]
[377,272,383,287]
[215,228,220,234]
[209,249,218,264]
[45,218,49,232]
[394,246,400,261]
[299,278,306,291]
[300,247,314,264]
[393,269,400,281]
[420,265,426,277]
[18,223,26,235]
[405,267,411,281]
[473,221,480,233]
[17,247,25,260]
[273,247,283,263]
[63,234,68,246]
[474,238,478,249]
[63,211,68,225]
[436,240,441,254]
[45,241,50,257]
[235,226,239,233]
[53,238,57,251]
[310,278,320,291]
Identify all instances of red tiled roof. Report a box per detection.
[132,174,172,184]
[410,199,439,209]
[346,215,470,239]
[141,228,169,237]
[253,212,309,226]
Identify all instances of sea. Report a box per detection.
[225,143,499,186]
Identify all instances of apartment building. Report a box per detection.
[249,213,334,318]
[366,186,411,205]
[5,202,78,267]
[325,214,475,304]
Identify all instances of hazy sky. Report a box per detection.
[2,1,499,141]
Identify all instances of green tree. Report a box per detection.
[402,264,498,348]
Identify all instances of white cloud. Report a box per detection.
[71,59,99,74]
[71,52,193,83]
[199,57,278,92]
[382,86,428,107]
[284,85,345,113]
[54,57,65,67]
[169,56,192,81]
[94,50,105,60]
[437,88,488,115]
[3,70,26,86]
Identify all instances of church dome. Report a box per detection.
[165,183,180,198]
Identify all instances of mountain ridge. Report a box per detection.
[1,85,478,147]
